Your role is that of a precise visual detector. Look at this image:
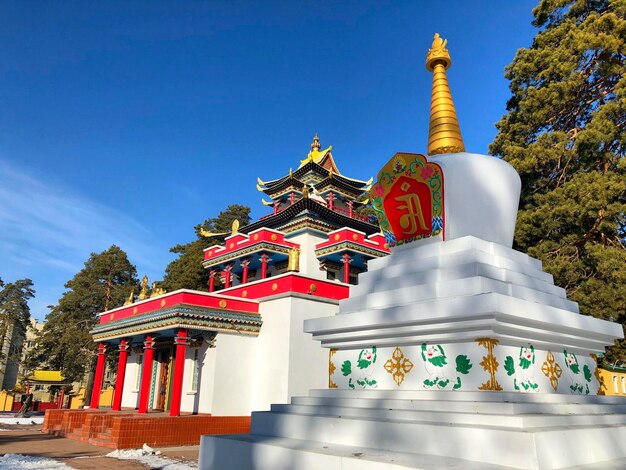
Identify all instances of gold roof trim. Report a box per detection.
[426,33,465,155]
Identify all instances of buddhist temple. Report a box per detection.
[42,137,390,449]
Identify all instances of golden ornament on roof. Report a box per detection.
[425,33,465,155]
[138,276,149,300]
[231,219,240,234]
[123,289,134,306]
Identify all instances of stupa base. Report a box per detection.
[199,389,626,470]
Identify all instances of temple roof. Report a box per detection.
[257,136,371,199]
[241,197,379,235]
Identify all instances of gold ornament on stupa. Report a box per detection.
[426,33,465,155]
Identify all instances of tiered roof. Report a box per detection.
[253,135,377,235]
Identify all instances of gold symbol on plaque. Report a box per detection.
[541,351,562,391]
[395,193,428,235]
[329,349,338,388]
[384,347,414,386]
[476,337,503,391]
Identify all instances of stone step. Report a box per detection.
[342,276,578,314]
[371,248,551,283]
[290,395,626,415]
[199,434,512,470]
[367,236,543,272]
[97,431,113,440]
[269,403,626,429]
[352,261,562,299]
[308,389,626,404]
[249,410,626,469]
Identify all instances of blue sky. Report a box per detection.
[0,1,538,319]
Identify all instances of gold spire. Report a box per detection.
[426,33,465,155]
[311,133,321,151]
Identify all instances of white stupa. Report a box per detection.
[199,34,626,470]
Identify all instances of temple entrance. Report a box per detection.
[155,348,172,411]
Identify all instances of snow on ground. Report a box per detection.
[107,447,197,469]
[0,454,73,469]
[0,417,44,425]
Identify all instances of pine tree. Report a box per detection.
[27,245,138,383]
[0,278,35,372]
[490,0,626,363]
[162,204,251,291]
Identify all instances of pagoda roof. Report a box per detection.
[313,173,372,195]
[241,197,379,235]
[257,136,371,197]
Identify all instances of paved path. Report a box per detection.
[0,425,199,469]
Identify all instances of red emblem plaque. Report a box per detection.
[370,153,444,247]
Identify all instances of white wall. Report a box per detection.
[285,231,328,280]
[251,295,339,411]
[252,297,293,411]
[180,341,217,414]
[209,333,257,416]
[121,351,142,409]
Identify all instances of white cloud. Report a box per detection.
[0,160,173,319]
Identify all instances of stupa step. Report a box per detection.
[199,434,510,470]
[269,403,626,429]
[289,395,626,415]
[367,236,543,273]
[248,409,626,469]
[307,293,618,351]
[341,276,577,314]
[350,261,563,299]
[308,388,626,404]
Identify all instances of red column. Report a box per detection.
[327,191,335,210]
[138,336,155,414]
[260,253,270,279]
[209,270,217,292]
[112,339,130,411]
[223,265,232,288]
[90,343,107,409]
[348,200,354,218]
[241,259,250,284]
[169,329,189,417]
[342,253,352,284]
[273,201,280,214]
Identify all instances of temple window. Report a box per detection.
[614,375,619,393]
[134,354,143,391]
[190,349,200,393]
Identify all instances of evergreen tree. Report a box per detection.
[490,0,626,363]
[27,245,138,383]
[162,204,251,291]
[0,278,34,370]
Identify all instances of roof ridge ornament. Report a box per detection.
[311,133,321,151]
[425,33,465,155]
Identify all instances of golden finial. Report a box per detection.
[123,289,134,306]
[311,133,321,151]
[425,33,465,155]
[289,168,293,177]
[138,276,149,300]
[302,184,310,199]
[150,282,166,298]
[231,219,240,234]
[287,247,300,272]
[328,166,333,178]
